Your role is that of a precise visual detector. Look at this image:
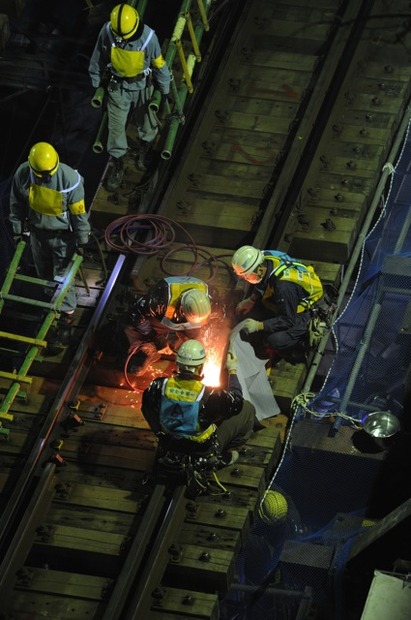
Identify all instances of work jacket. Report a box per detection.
[133,276,210,332]
[89,22,170,94]
[142,372,244,438]
[9,162,90,245]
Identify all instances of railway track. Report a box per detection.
[1,0,411,617]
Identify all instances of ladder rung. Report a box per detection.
[0,372,32,384]
[0,412,14,422]
[0,331,48,347]
[1,294,56,310]
[13,274,55,288]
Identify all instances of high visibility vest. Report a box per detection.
[106,23,154,78]
[160,376,206,437]
[263,250,323,313]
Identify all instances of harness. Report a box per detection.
[263,250,323,313]
[156,376,226,497]
[106,23,153,81]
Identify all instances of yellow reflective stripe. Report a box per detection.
[152,54,166,69]
[68,199,86,215]
[187,424,217,442]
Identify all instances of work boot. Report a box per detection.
[136,141,152,172]
[219,450,239,467]
[56,312,75,346]
[44,312,74,354]
[106,157,125,191]
[128,342,160,376]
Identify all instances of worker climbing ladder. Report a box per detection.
[0,240,83,438]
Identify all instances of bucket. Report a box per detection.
[363,411,400,439]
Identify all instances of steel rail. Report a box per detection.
[0,254,126,555]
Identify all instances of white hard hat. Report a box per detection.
[180,289,211,324]
[176,339,207,372]
[232,246,264,282]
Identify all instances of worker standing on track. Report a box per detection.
[231,245,324,362]
[88,3,171,190]
[9,141,90,347]
[141,339,256,467]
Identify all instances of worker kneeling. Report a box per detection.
[142,339,256,496]
[99,276,215,377]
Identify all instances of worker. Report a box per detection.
[9,141,90,346]
[88,3,171,190]
[231,245,324,361]
[141,339,256,467]
[120,275,213,375]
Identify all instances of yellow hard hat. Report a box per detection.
[180,289,211,324]
[258,491,288,524]
[110,4,139,39]
[28,142,59,177]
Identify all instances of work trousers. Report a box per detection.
[215,400,256,451]
[107,83,158,159]
[249,302,310,350]
[30,230,77,313]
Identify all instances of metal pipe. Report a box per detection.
[302,108,411,393]
[0,241,26,313]
[91,86,105,108]
[161,83,189,159]
[161,53,197,159]
[329,301,383,435]
[93,110,108,154]
[160,0,212,159]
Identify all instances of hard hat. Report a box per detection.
[110,4,139,39]
[28,142,59,177]
[232,246,264,283]
[258,490,288,524]
[180,289,211,324]
[176,339,207,372]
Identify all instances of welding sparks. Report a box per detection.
[202,357,222,386]
[200,320,232,387]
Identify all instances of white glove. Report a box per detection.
[225,345,238,374]
[242,318,264,334]
[236,297,256,316]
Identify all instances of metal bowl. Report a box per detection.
[363,411,400,439]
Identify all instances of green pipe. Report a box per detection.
[2,295,60,310]
[162,83,189,159]
[161,2,212,159]
[15,274,56,288]
[0,241,26,313]
[93,110,108,154]
[91,86,105,109]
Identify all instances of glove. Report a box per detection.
[225,345,238,375]
[241,318,264,334]
[236,297,256,316]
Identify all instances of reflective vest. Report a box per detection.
[161,277,209,330]
[29,170,83,216]
[106,23,153,78]
[262,250,323,313]
[160,376,212,438]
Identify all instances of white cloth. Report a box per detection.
[230,321,280,420]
